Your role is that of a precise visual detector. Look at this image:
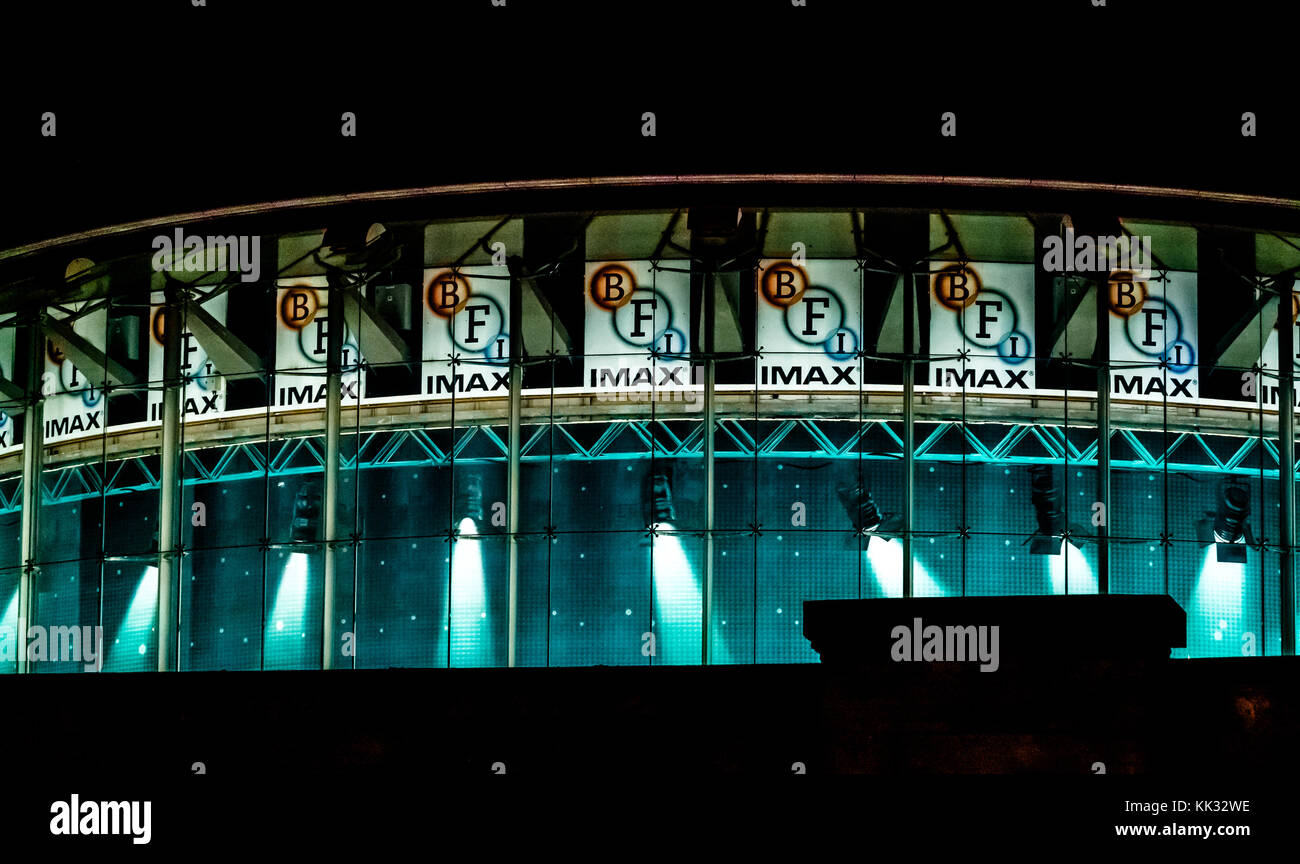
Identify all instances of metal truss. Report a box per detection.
[18,419,1290,513]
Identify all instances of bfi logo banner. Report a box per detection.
[755,259,862,390]
[422,267,511,397]
[0,320,15,451]
[42,303,107,443]
[273,278,366,408]
[584,261,692,392]
[929,262,1036,393]
[1107,270,1199,402]
[146,290,228,422]
[1254,287,1300,408]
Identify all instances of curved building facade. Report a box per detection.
[0,177,1296,672]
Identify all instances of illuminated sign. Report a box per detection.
[273,277,365,408]
[584,261,692,391]
[929,262,1036,392]
[422,267,511,397]
[146,291,229,422]
[755,259,862,389]
[41,304,107,442]
[1107,269,1198,402]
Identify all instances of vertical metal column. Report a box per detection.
[156,288,183,671]
[321,284,343,669]
[902,273,915,598]
[506,276,522,667]
[17,314,45,674]
[701,268,716,664]
[1278,285,1296,655]
[1095,278,1111,594]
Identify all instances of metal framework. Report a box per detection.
[14,420,1292,518]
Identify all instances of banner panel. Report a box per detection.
[583,261,691,391]
[421,267,511,398]
[1108,270,1198,402]
[755,259,862,390]
[929,262,1036,393]
[273,277,365,409]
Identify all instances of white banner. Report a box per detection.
[583,261,692,391]
[147,291,230,422]
[422,267,511,398]
[755,259,862,390]
[1108,270,1198,402]
[273,277,365,409]
[42,304,108,443]
[929,262,1037,393]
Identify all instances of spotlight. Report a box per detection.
[643,470,677,528]
[1197,480,1253,564]
[454,470,484,527]
[290,482,322,542]
[1027,465,1067,555]
[837,483,902,549]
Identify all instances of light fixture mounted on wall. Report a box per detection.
[1197,480,1253,564]
[837,482,902,549]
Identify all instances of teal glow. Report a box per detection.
[110,565,157,669]
[651,524,701,664]
[1049,542,1097,595]
[266,552,311,668]
[866,539,946,597]
[450,517,490,667]
[1193,544,1245,656]
[0,588,16,668]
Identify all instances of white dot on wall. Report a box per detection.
[929,467,935,473]
[795,484,800,489]
[276,621,284,631]
[219,628,224,634]
[777,608,783,614]
[794,551,800,557]
[625,609,632,615]
[580,553,585,559]
[722,620,727,625]
[410,615,417,621]
[481,612,486,618]
[552,610,557,616]
[138,644,146,655]
[721,551,727,556]
[243,637,248,643]
[1004,539,1011,546]
[1004,469,1010,475]
[939,487,944,492]
[581,486,586,492]
[579,621,585,627]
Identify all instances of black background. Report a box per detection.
[1,0,1296,852]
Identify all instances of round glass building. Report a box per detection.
[0,176,1295,673]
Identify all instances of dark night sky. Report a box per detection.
[0,0,1293,251]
